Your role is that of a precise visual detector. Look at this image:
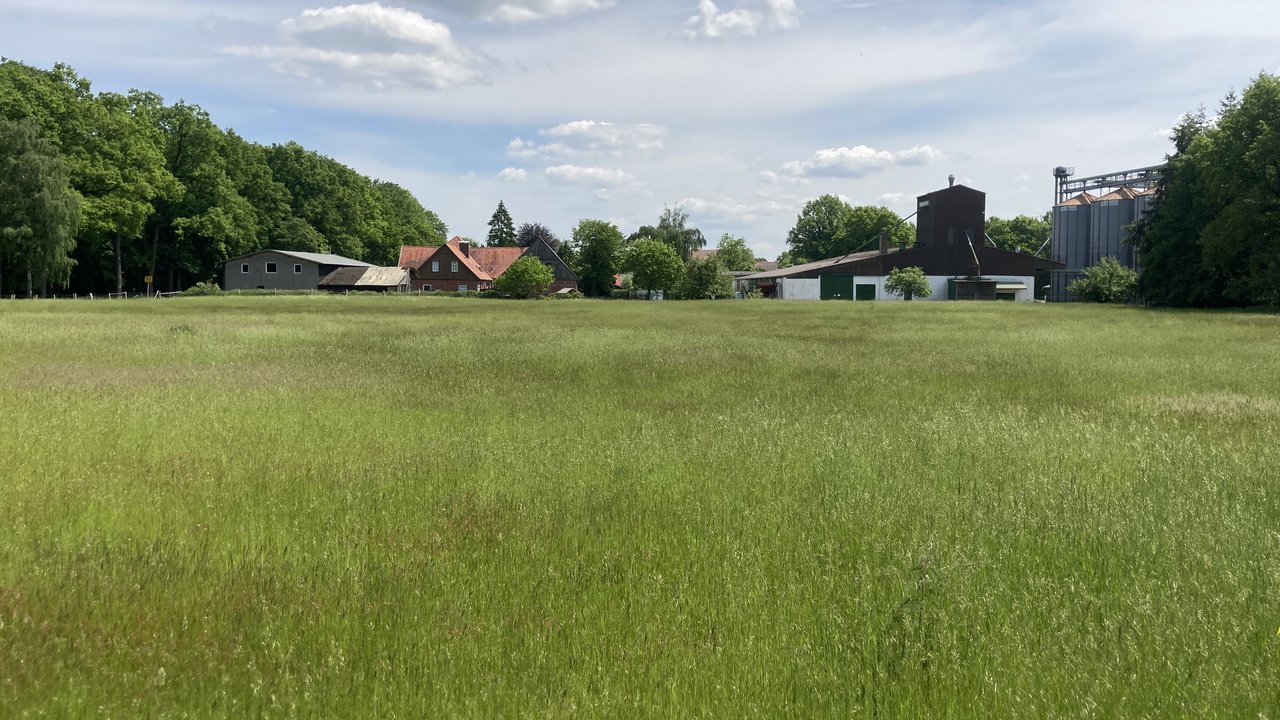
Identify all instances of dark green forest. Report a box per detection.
[0,60,447,296]
[1133,73,1280,307]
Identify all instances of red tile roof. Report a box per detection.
[442,237,492,281]
[398,245,439,269]
[469,247,526,278]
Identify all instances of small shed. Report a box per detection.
[318,266,410,293]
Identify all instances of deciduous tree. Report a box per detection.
[1068,257,1137,303]
[884,266,932,300]
[515,222,557,249]
[493,256,554,298]
[681,255,734,299]
[985,214,1051,255]
[0,118,80,296]
[572,218,624,297]
[621,238,683,299]
[629,205,705,261]
[714,233,757,271]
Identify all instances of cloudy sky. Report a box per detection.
[3,0,1278,259]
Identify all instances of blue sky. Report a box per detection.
[3,0,1278,260]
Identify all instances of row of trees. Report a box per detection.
[563,211,738,299]
[0,60,447,296]
[1133,73,1280,307]
[479,200,750,299]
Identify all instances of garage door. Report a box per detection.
[820,275,854,300]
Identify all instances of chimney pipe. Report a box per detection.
[459,240,470,257]
[948,174,956,188]
[878,232,889,255]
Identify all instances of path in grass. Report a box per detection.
[1,297,1278,717]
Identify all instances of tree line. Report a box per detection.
[0,60,446,297]
[1134,73,1280,307]
[482,201,758,299]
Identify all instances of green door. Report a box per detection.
[820,275,854,300]
[855,283,877,301]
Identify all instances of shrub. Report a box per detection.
[182,281,223,297]
[884,266,932,300]
[493,257,555,298]
[1068,257,1138,303]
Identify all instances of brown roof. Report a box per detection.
[755,260,778,272]
[398,245,438,269]
[469,247,526,278]
[1056,192,1097,208]
[1098,187,1142,202]
[740,249,888,281]
[441,238,492,280]
[691,249,717,262]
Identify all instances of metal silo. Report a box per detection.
[1089,187,1139,268]
[1052,192,1095,268]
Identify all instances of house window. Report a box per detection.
[451,261,459,273]
[293,264,303,274]
[266,262,278,273]
[423,284,432,291]
[431,261,440,272]
[240,264,249,274]
[459,284,468,293]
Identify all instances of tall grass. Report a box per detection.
[1,297,1277,717]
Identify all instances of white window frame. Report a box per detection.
[451,261,459,273]
[265,262,278,274]
[240,264,249,274]
[293,264,303,274]
[458,284,468,293]
[423,284,432,291]
[431,261,440,272]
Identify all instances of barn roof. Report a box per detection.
[398,245,439,269]
[469,247,526,278]
[226,249,373,267]
[441,238,493,281]
[740,249,887,281]
[318,266,409,288]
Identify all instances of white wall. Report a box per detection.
[778,278,821,301]
[776,275,1037,302]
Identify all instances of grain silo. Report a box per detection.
[1089,187,1140,267]
[1052,192,1095,268]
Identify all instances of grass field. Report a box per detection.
[1,296,1278,718]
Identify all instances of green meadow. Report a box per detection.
[1,296,1278,718]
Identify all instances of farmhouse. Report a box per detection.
[738,183,1062,301]
[223,250,372,291]
[399,236,578,293]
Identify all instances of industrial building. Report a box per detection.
[1049,165,1162,302]
[738,182,1061,302]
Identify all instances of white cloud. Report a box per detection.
[781,144,945,178]
[545,165,634,186]
[684,0,799,38]
[498,167,528,181]
[409,0,615,24]
[221,3,488,90]
[508,121,667,160]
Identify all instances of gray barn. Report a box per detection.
[224,250,372,291]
